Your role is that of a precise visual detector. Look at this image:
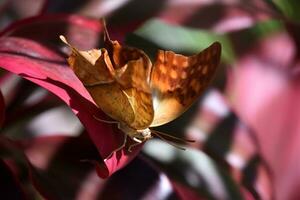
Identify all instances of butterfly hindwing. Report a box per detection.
[116,56,154,129]
[150,42,221,127]
[102,24,155,129]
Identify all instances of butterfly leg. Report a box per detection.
[128,138,142,152]
[104,134,127,161]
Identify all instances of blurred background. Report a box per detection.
[0,0,300,199]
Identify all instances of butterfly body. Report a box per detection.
[119,122,152,143]
[60,21,221,155]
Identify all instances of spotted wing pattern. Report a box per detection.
[150,42,221,127]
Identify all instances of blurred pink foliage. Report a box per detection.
[227,31,300,199]
[0,0,299,199]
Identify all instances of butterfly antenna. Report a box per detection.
[93,115,119,124]
[151,129,195,143]
[59,35,83,58]
[59,35,70,46]
[101,18,111,42]
[150,130,186,150]
[59,35,77,52]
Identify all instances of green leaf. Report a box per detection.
[126,19,235,64]
[272,0,300,22]
[227,19,284,56]
[249,19,283,36]
[126,18,284,66]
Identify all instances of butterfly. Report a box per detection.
[60,20,221,158]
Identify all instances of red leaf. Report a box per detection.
[157,1,276,33]
[99,156,193,199]
[172,181,204,200]
[0,90,5,127]
[0,14,104,49]
[6,0,47,18]
[0,136,44,199]
[0,36,140,178]
[0,14,148,178]
[19,134,107,199]
[0,159,27,199]
[0,134,107,199]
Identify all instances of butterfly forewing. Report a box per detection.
[61,36,114,85]
[61,37,137,124]
[150,42,221,127]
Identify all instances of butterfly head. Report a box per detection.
[119,123,152,143]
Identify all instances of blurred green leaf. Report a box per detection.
[249,19,283,37]
[127,18,284,67]
[271,0,300,22]
[227,19,283,59]
[126,18,235,64]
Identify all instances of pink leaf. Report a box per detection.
[186,89,273,199]
[227,31,300,199]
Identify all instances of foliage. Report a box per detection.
[0,0,299,199]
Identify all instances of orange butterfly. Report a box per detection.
[60,20,221,158]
